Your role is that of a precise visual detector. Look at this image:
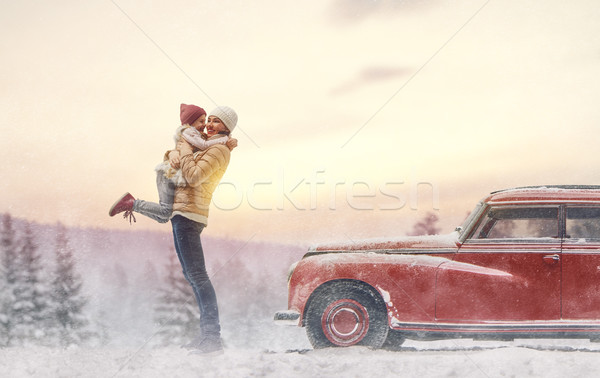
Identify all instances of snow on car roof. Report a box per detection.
[486,185,600,204]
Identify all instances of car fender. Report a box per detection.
[288,252,455,326]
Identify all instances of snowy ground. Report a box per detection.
[3,337,600,378]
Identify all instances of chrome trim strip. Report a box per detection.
[391,320,600,332]
[458,251,561,253]
[488,200,600,205]
[562,249,600,255]
[458,249,561,254]
[304,248,457,257]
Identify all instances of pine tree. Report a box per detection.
[50,222,92,347]
[213,255,264,347]
[138,260,160,295]
[0,213,19,347]
[153,251,198,347]
[130,261,161,336]
[408,212,442,236]
[12,222,53,346]
[93,309,111,347]
[214,255,254,317]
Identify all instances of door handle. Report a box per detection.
[543,254,560,264]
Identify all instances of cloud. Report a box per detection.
[330,66,411,95]
[328,0,438,23]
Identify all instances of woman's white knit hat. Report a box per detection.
[209,106,238,132]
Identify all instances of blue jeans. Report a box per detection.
[133,172,175,223]
[171,215,221,336]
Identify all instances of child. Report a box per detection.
[108,103,237,223]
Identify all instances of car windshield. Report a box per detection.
[456,202,484,237]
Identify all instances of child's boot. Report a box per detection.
[109,193,135,217]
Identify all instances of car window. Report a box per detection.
[566,207,600,240]
[471,207,559,239]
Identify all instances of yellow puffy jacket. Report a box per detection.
[171,138,231,226]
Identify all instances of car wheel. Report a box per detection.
[305,280,389,349]
[382,330,406,351]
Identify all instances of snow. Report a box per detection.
[2,339,600,377]
[310,232,460,252]
[496,186,600,194]
[377,286,391,304]
[3,221,600,377]
[314,252,451,270]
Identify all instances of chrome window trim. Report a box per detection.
[457,201,486,243]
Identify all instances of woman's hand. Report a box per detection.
[168,150,181,169]
[226,138,238,151]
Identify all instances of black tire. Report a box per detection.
[305,280,389,349]
[382,330,406,351]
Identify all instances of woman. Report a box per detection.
[108,104,236,224]
[168,105,237,355]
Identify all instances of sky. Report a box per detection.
[1,0,599,246]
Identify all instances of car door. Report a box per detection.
[562,206,600,319]
[436,205,562,321]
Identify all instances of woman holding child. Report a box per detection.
[109,104,238,355]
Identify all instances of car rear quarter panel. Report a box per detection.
[288,252,454,326]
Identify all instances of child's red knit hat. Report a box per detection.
[180,104,206,125]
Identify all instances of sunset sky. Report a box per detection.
[1,0,599,246]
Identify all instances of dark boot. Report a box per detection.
[188,335,224,356]
[181,333,204,350]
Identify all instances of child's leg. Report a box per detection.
[132,173,175,223]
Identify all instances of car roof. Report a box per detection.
[484,185,600,204]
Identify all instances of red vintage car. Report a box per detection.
[275,186,600,349]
